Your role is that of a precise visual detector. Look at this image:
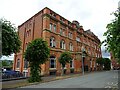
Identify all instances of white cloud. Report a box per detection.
[0,54,14,60]
[1,0,119,60]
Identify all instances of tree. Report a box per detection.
[1,19,21,56]
[96,58,111,71]
[96,58,104,66]
[24,38,50,83]
[1,60,13,69]
[2,60,9,67]
[102,9,120,63]
[58,51,72,76]
[96,58,104,70]
[103,58,111,70]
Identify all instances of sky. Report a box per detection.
[0,0,119,60]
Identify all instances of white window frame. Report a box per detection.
[53,24,56,32]
[60,40,66,49]
[70,59,74,68]
[60,28,63,35]
[90,60,92,68]
[50,57,56,68]
[76,37,80,42]
[16,59,20,68]
[50,37,56,48]
[69,42,73,51]
[50,23,52,31]
[24,60,28,69]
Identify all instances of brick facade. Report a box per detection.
[13,7,102,76]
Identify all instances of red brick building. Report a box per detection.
[111,53,120,70]
[13,7,102,76]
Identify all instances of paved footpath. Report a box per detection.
[20,70,118,88]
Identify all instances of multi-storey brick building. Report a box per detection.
[110,53,120,70]
[13,7,102,76]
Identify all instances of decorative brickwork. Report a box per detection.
[13,7,102,76]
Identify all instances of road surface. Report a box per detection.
[21,70,118,88]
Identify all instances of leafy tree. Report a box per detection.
[102,8,120,63]
[58,52,72,76]
[96,58,111,71]
[1,60,13,68]
[96,58,104,71]
[96,58,104,66]
[2,60,9,67]
[1,19,21,56]
[103,58,111,70]
[24,38,50,83]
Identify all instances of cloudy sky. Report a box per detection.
[0,0,119,60]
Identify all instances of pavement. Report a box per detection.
[2,70,119,89]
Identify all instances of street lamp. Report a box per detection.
[81,47,86,75]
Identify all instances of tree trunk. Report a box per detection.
[61,66,64,76]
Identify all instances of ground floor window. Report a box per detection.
[50,56,56,68]
[23,72,28,77]
[17,59,20,68]
[70,60,74,68]
[24,60,28,69]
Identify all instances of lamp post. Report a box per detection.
[118,1,120,9]
[81,47,86,75]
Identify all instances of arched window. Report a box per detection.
[24,60,28,69]
[69,42,73,51]
[50,56,56,68]
[50,37,56,47]
[49,23,52,31]
[60,40,66,49]
[70,59,74,68]
[17,59,20,68]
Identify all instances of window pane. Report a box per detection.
[54,25,56,32]
[60,28,62,35]
[17,59,20,68]
[60,41,62,48]
[50,23,52,31]
[50,58,56,68]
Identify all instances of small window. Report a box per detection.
[70,60,74,68]
[29,29,31,36]
[24,60,28,69]
[68,32,72,39]
[53,24,56,32]
[50,37,56,48]
[17,59,20,68]
[60,40,66,49]
[50,56,56,68]
[76,37,80,42]
[50,23,52,31]
[69,42,73,51]
[60,28,63,35]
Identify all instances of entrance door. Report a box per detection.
[49,56,56,75]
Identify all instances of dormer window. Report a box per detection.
[60,17,64,23]
[50,11,56,18]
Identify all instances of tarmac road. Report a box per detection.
[21,70,118,88]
